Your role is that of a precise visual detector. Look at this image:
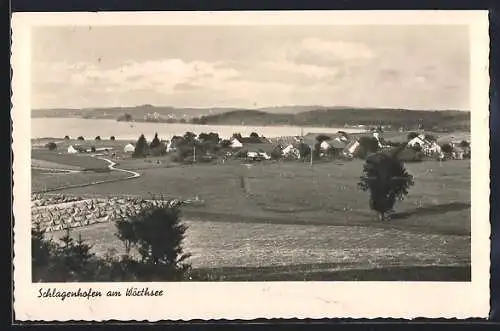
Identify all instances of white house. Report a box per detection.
[67,145,77,154]
[165,140,175,153]
[319,140,331,151]
[344,140,360,156]
[407,135,428,149]
[407,134,441,155]
[258,152,271,160]
[230,138,243,148]
[123,143,135,153]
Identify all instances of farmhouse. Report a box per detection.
[67,145,77,154]
[407,134,442,155]
[319,140,331,151]
[344,140,361,156]
[165,140,175,152]
[282,144,300,159]
[230,138,243,148]
[123,143,135,153]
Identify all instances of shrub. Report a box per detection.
[115,204,191,281]
[31,201,193,282]
[90,146,96,153]
[150,142,166,157]
[45,142,57,151]
[459,140,470,148]
[220,139,231,148]
[358,148,415,221]
[441,143,454,155]
[77,136,85,141]
[270,146,283,160]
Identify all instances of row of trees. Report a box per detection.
[32,202,193,282]
[62,135,116,141]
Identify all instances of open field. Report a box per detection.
[46,217,470,281]
[32,149,110,170]
[32,145,471,280]
[49,159,471,235]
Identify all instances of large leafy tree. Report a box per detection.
[358,148,415,221]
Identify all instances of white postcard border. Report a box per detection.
[12,10,490,321]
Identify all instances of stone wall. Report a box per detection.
[31,195,182,232]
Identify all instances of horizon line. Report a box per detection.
[31,104,471,112]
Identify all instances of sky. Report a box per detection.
[31,25,470,110]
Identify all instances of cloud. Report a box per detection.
[287,38,375,67]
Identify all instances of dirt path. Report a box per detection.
[94,156,140,179]
[33,155,141,193]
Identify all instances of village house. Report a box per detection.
[67,145,77,154]
[281,144,301,159]
[344,140,361,157]
[407,134,442,156]
[123,143,135,153]
[230,138,243,148]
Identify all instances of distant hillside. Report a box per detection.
[31,105,470,131]
[31,105,238,120]
[195,108,470,131]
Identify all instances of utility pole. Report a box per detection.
[310,144,313,166]
[193,145,196,162]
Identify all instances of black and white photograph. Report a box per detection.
[13,11,490,320]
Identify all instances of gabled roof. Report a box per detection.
[329,140,347,149]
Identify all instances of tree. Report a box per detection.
[297,142,311,159]
[411,142,422,152]
[183,132,197,144]
[95,136,101,141]
[45,142,57,151]
[32,222,54,275]
[110,136,116,141]
[64,135,70,140]
[150,142,166,157]
[316,135,331,143]
[248,132,261,143]
[459,140,470,148]
[356,136,380,158]
[441,143,454,155]
[77,136,85,141]
[198,133,209,142]
[232,133,243,141]
[425,134,437,142]
[220,139,231,148]
[407,132,419,140]
[270,145,283,160]
[133,134,149,158]
[358,149,415,221]
[150,132,161,149]
[114,204,191,280]
[117,113,133,122]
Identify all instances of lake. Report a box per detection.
[31,118,363,140]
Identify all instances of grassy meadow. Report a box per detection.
[31,137,471,281]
